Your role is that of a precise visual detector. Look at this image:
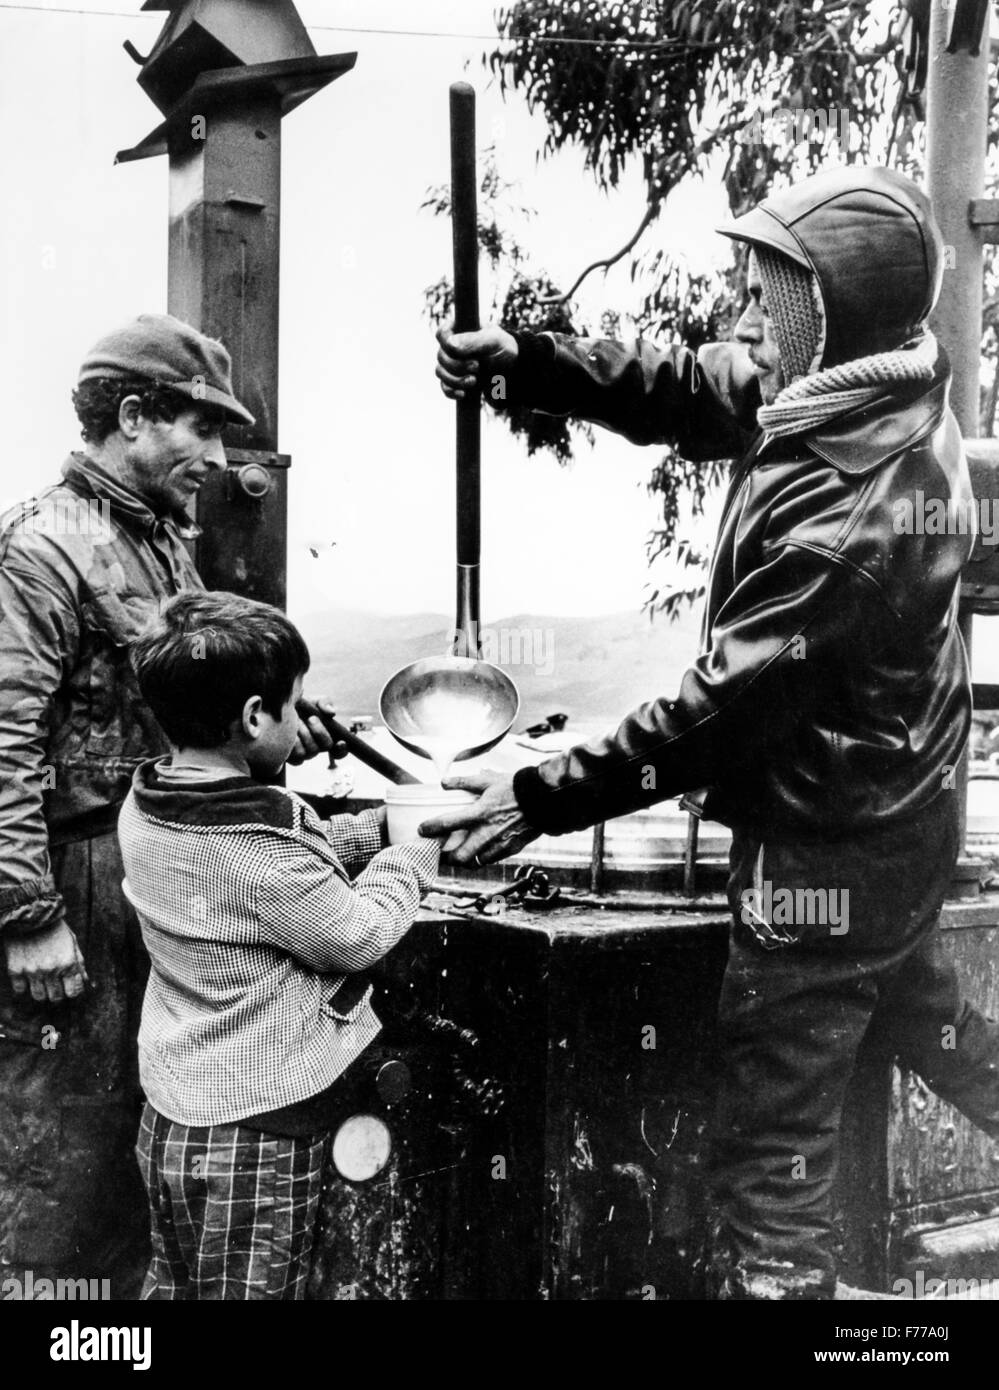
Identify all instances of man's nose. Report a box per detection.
[734,304,761,344]
[203,438,228,471]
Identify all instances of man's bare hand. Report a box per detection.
[435,320,518,400]
[4,919,88,1004]
[289,697,344,765]
[418,771,540,866]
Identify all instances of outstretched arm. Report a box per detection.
[257,836,441,973]
[423,539,895,857]
[322,806,387,876]
[436,320,760,458]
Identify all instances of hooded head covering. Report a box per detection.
[717,165,945,370]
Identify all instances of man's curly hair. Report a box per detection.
[71,378,192,445]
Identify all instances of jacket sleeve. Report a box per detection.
[496,333,761,459]
[513,537,894,835]
[322,807,386,875]
[257,836,441,973]
[0,548,81,936]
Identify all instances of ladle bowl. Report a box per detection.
[379,656,520,769]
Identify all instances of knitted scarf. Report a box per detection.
[756,330,939,440]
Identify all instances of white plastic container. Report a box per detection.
[384,784,477,850]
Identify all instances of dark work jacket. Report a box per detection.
[0,454,203,936]
[507,333,974,840]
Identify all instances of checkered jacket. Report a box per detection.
[118,760,440,1127]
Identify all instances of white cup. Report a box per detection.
[384,784,477,851]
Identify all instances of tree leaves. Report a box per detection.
[488,1,910,217]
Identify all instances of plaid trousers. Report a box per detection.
[136,1102,325,1300]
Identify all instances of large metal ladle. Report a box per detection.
[380,656,518,769]
[380,82,519,776]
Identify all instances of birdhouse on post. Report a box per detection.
[116,0,356,608]
[134,0,316,116]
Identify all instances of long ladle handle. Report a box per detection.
[450,81,481,659]
[298,699,420,786]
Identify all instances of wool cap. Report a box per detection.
[78,313,255,426]
[754,247,826,384]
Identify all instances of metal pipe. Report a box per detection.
[449,82,482,659]
[589,821,606,896]
[682,812,699,898]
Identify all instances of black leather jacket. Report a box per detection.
[508,332,974,839]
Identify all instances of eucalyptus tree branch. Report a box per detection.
[540,202,658,305]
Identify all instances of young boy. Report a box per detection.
[119,590,440,1300]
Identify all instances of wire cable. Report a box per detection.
[0,2,719,50]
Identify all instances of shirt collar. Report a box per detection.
[61,453,202,540]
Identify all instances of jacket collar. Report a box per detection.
[62,453,202,540]
[755,372,951,477]
[804,374,950,476]
[130,758,295,830]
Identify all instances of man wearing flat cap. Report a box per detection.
[433,165,999,1299]
[0,314,333,1289]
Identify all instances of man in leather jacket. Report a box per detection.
[0,314,336,1290]
[430,165,999,1298]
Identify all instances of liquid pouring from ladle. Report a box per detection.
[380,82,519,782]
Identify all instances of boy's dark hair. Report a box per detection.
[71,378,212,444]
[131,591,310,749]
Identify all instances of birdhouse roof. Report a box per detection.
[133,0,317,116]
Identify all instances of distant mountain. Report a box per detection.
[295,605,703,729]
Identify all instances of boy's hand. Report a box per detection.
[436,320,518,400]
[4,918,89,1003]
[288,697,346,765]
